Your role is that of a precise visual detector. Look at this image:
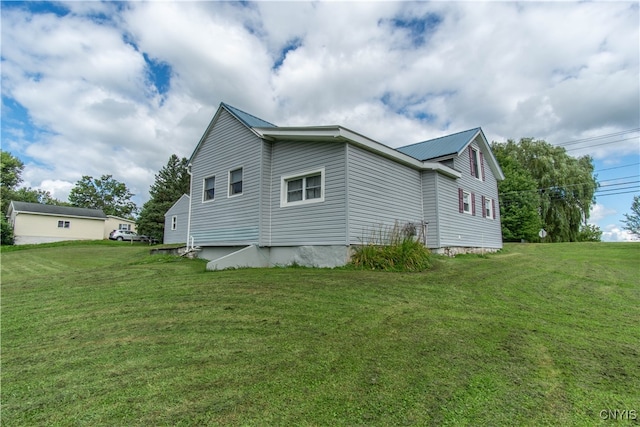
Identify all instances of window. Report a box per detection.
[203,176,215,201]
[171,215,177,230]
[229,168,243,196]
[483,197,494,219]
[463,191,471,214]
[57,220,70,228]
[469,146,485,180]
[281,168,325,207]
[458,189,475,215]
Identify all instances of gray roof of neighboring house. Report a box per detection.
[221,103,277,128]
[9,201,107,219]
[396,128,482,161]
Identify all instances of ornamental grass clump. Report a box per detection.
[350,222,432,272]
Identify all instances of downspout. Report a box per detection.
[186,163,193,251]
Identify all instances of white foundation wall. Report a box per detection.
[201,245,350,270]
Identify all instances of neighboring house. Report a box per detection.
[184,103,504,269]
[104,215,137,239]
[7,201,107,245]
[163,194,190,244]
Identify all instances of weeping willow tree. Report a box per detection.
[492,138,598,242]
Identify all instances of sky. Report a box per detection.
[1,1,639,241]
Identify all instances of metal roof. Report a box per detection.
[10,201,107,219]
[396,128,481,161]
[221,103,277,128]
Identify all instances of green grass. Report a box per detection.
[2,241,639,426]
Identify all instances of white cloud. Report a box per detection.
[1,1,638,210]
[601,224,638,242]
[590,203,617,223]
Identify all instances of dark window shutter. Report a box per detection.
[471,193,476,216]
[458,188,464,213]
[481,196,486,217]
[492,199,496,219]
[480,152,485,181]
[469,147,475,177]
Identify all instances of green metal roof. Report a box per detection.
[221,103,277,128]
[396,128,481,161]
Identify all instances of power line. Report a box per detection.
[564,136,639,152]
[595,162,640,172]
[556,128,640,146]
[594,190,640,198]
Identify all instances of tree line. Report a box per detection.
[2,139,638,245]
[1,151,189,245]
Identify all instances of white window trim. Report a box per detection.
[485,197,493,219]
[462,191,472,214]
[203,175,216,203]
[171,215,177,230]
[280,167,325,207]
[228,167,244,198]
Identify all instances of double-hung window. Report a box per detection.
[463,191,471,214]
[229,168,243,196]
[203,176,215,201]
[281,168,325,207]
[469,146,485,181]
[459,189,475,215]
[484,197,494,219]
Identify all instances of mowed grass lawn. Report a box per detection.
[1,241,639,426]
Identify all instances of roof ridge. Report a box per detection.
[399,127,481,149]
[221,102,277,128]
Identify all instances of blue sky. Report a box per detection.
[1,1,638,241]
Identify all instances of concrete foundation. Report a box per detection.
[202,245,350,270]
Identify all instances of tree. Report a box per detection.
[69,174,137,218]
[136,155,190,242]
[577,224,602,242]
[1,150,67,244]
[622,195,640,237]
[491,143,541,241]
[492,138,598,242]
[1,150,25,213]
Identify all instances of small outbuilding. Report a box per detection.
[163,194,190,244]
[7,201,107,245]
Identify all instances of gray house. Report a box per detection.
[185,103,504,269]
[163,194,190,244]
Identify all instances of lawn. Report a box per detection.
[1,241,639,426]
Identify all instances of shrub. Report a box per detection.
[350,222,432,272]
[1,216,14,245]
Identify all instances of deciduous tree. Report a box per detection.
[492,144,541,241]
[69,174,137,218]
[492,138,598,242]
[622,195,640,237]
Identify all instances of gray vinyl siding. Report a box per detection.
[437,140,502,249]
[163,195,190,244]
[189,109,262,246]
[269,140,347,246]
[347,145,423,244]
[421,172,439,248]
[259,141,272,246]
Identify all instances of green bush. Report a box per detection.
[1,215,14,245]
[350,222,432,272]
